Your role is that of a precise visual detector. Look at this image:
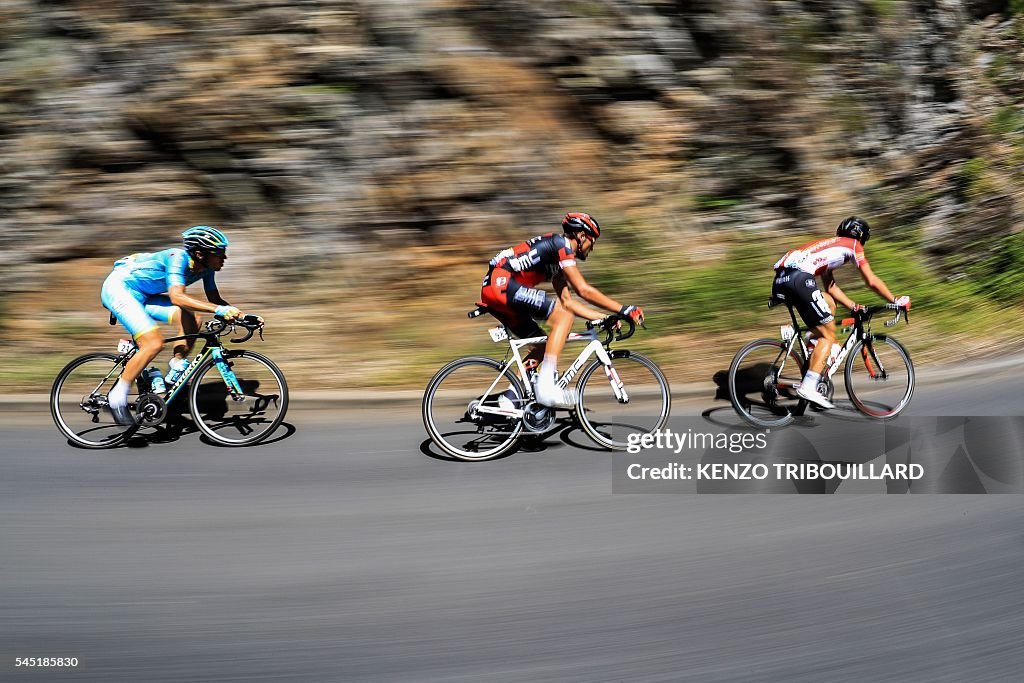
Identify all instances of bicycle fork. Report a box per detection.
[596,347,628,404]
[212,348,245,400]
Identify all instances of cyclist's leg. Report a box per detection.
[144,296,198,360]
[777,270,836,408]
[494,278,571,407]
[102,277,170,421]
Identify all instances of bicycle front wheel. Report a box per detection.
[188,350,289,446]
[422,356,525,461]
[51,352,138,448]
[575,352,671,450]
[844,335,914,419]
[728,339,807,428]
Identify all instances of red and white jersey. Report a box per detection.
[773,236,868,276]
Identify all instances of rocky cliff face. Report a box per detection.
[1,1,1022,385]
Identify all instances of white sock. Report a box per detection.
[538,356,559,386]
[800,371,821,393]
[109,378,131,408]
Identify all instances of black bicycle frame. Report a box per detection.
[116,326,242,405]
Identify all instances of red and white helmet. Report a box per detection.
[561,212,601,240]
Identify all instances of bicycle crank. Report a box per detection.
[810,378,835,411]
[135,393,168,426]
[522,402,556,433]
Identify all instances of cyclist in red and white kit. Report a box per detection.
[771,216,911,409]
[481,212,644,409]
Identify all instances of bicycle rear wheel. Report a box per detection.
[188,350,289,446]
[844,335,914,419]
[422,356,526,461]
[728,339,807,428]
[51,352,139,448]
[575,352,671,450]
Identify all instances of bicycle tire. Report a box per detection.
[844,335,914,419]
[188,349,289,446]
[51,352,138,448]
[575,352,671,450]
[728,339,807,428]
[422,356,525,461]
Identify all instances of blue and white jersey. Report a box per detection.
[112,248,215,295]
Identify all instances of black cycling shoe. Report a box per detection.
[108,402,137,427]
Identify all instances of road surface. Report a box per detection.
[2,369,1023,681]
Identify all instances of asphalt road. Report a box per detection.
[2,370,1023,682]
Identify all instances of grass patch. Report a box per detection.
[957,157,999,198]
[295,84,356,95]
[988,106,1024,136]
[0,355,67,391]
[841,238,1022,337]
[970,233,1024,303]
[694,196,743,211]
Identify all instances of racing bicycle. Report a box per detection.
[423,309,671,460]
[51,315,288,448]
[727,301,913,428]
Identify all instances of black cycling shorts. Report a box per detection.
[771,268,834,327]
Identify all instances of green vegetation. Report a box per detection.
[971,233,1024,303]
[591,226,1024,344]
[567,1,612,18]
[957,157,998,198]
[988,106,1024,136]
[694,196,743,211]
[869,0,900,19]
[295,84,357,96]
[0,356,66,391]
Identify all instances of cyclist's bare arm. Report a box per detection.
[821,272,857,310]
[558,265,623,314]
[168,284,226,315]
[856,262,896,302]
[204,286,230,307]
[553,274,605,319]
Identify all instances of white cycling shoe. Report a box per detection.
[535,379,579,409]
[796,385,835,410]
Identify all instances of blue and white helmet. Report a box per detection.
[182,225,229,255]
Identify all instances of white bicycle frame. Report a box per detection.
[778,323,861,389]
[474,326,627,420]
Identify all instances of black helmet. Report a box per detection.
[182,225,229,255]
[836,216,870,244]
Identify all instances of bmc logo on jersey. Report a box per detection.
[509,249,539,272]
[496,276,508,287]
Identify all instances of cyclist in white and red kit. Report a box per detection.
[771,216,911,409]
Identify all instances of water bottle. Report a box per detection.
[146,367,166,394]
[166,357,189,386]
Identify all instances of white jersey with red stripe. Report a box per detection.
[773,236,868,276]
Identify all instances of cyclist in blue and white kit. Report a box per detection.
[101,226,251,424]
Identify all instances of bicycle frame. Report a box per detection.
[114,327,244,408]
[473,327,623,420]
[773,305,892,391]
